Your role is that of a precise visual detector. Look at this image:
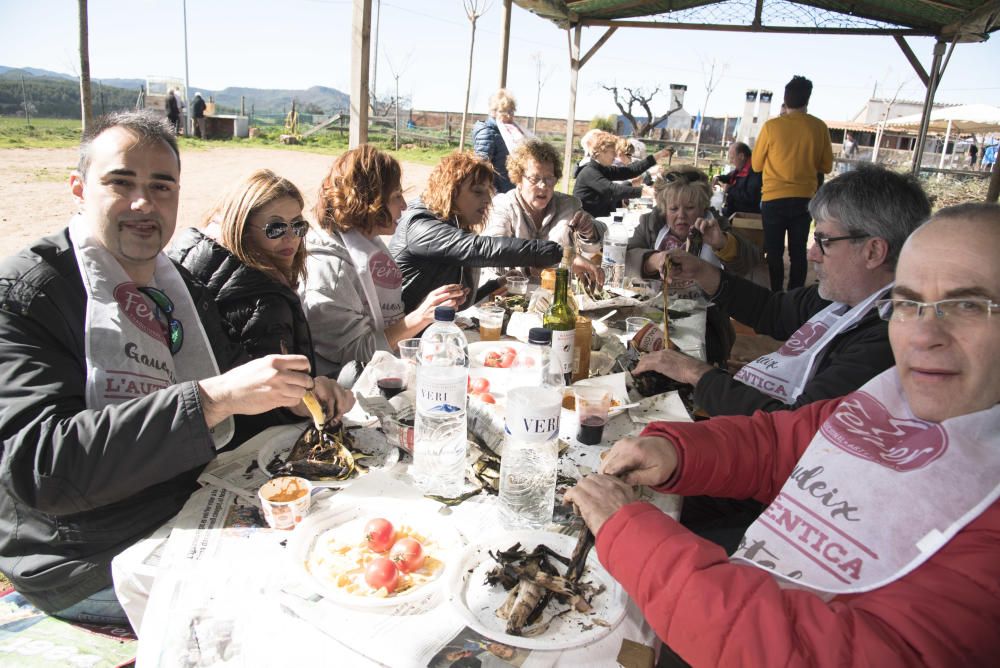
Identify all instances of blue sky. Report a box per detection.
[1,0,998,122]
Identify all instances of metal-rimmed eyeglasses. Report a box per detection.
[524,174,558,188]
[138,286,184,354]
[876,298,1000,323]
[813,232,871,256]
[259,219,309,240]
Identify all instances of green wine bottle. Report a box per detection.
[543,247,576,385]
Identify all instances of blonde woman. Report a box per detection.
[572,130,670,218]
[472,88,533,193]
[389,151,562,313]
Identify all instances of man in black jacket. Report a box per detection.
[714,142,761,219]
[635,164,930,417]
[0,111,350,624]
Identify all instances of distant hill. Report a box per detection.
[0,66,349,118]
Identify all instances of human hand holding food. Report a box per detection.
[568,209,597,240]
[198,354,316,428]
[694,215,726,251]
[665,248,722,295]
[563,475,638,535]
[599,435,680,487]
[571,255,605,286]
[288,375,354,423]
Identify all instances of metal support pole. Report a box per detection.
[911,40,945,174]
[182,0,191,135]
[350,0,372,147]
[561,25,581,194]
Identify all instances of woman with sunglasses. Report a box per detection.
[572,131,670,218]
[389,151,564,314]
[170,169,315,367]
[302,145,470,377]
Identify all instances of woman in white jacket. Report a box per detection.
[301,145,466,377]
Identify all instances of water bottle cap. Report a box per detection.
[433,305,456,322]
[528,328,552,345]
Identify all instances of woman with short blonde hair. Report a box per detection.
[573,132,669,217]
[473,88,533,193]
[390,151,563,313]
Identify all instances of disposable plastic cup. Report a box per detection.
[398,338,421,362]
[478,306,505,342]
[258,476,312,530]
[507,277,529,296]
[574,387,611,445]
[626,317,653,335]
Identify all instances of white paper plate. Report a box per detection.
[257,423,399,488]
[446,529,627,650]
[288,501,465,609]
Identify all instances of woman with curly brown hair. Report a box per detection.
[302,145,467,376]
[388,151,563,313]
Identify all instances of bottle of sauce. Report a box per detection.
[572,316,592,383]
[543,247,576,386]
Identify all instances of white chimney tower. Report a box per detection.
[740,90,758,143]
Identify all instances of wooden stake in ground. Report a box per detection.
[662,255,672,348]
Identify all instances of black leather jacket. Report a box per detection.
[169,228,315,371]
[389,202,562,313]
[0,229,258,613]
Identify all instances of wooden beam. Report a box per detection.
[349,0,372,147]
[499,0,513,88]
[580,18,932,37]
[562,24,581,195]
[579,26,617,68]
[894,35,929,87]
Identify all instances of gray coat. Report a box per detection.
[300,228,391,377]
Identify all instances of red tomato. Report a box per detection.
[502,346,517,355]
[469,377,490,394]
[364,518,395,553]
[498,351,516,368]
[389,537,425,573]
[364,557,400,592]
[479,392,497,404]
[483,352,503,368]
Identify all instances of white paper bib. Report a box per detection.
[731,368,1000,596]
[733,284,890,402]
[69,216,233,448]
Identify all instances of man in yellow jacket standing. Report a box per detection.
[752,75,833,292]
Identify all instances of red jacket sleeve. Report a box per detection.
[597,401,1000,666]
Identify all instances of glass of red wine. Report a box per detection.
[574,386,612,445]
[375,358,409,400]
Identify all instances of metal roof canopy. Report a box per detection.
[493,0,1000,192]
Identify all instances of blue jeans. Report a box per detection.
[760,197,812,292]
[52,586,130,626]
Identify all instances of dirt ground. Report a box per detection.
[0,145,435,259]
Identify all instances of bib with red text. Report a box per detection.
[731,367,1000,595]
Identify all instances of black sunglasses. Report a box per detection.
[138,286,184,355]
[663,171,706,184]
[260,220,309,240]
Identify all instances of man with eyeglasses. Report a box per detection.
[565,202,1000,666]
[484,139,605,285]
[0,110,351,625]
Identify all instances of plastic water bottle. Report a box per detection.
[413,306,469,497]
[525,327,566,390]
[500,385,562,528]
[601,222,628,289]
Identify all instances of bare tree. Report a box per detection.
[78,0,93,133]
[872,80,906,164]
[384,49,413,151]
[531,52,553,133]
[459,0,490,149]
[601,85,682,138]
[693,58,727,166]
